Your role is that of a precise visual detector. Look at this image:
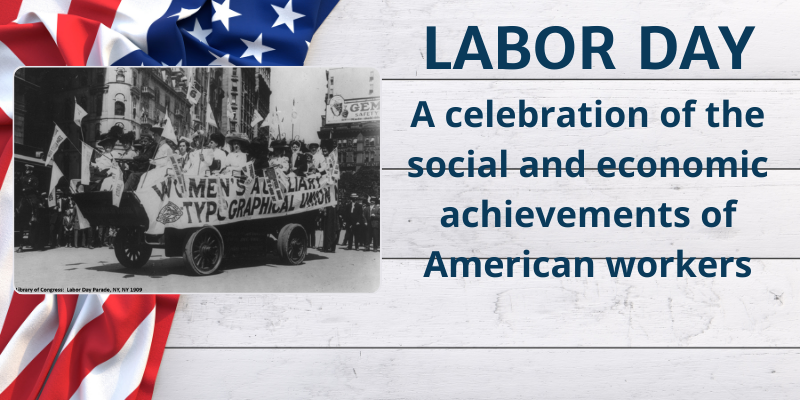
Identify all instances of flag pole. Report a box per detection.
[291,98,294,141]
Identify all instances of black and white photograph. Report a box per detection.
[13,67,380,293]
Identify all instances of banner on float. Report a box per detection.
[136,172,338,234]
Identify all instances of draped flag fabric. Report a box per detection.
[0,0,339,397]
[0,284,180,400]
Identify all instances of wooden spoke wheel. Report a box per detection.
[183,226,224,276]
[277,223,307,265]
[114,228,152,269]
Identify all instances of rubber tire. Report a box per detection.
[277,223,307,265]
[183,226,224,276]
[114,229,152,269]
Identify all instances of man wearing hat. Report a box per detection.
[368,197,380,252]
[342,193,366,250]
[321,194,340,253]
[288,140,307,177]
[16,164,40,252]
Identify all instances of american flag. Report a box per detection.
[0,0,338,397]
[0,288,179,400]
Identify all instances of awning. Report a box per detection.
[14,154,47,166]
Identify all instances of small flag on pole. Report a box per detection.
[169,154,187,192]
[162,116,177,144]
[80,142,93,185]
[265,178,279,203]
[75,204,91,230]
[242,161,256,186]
[73,97,88,127]
[111,179,124,207]
[226,97,234,121]
[48,164,63,207]
[45,125,68,166]
[206,102,217,128]
[250,110,264,128]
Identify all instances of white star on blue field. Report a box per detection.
[132,0,337,67]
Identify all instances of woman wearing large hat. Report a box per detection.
[268,138,290,174]
[222,132,250,175]
[207,132,229,174]
[288,139,307,177]
[92,133,120,192]
[183,132,209,176]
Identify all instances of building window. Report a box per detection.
[115,101,125,116]
[116,67,125,83]
[133,71,137,86]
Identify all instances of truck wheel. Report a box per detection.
[277,223,307,265]
[114,229,152,269]
[183,226,224,275]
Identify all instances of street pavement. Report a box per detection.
[14,244,380,293]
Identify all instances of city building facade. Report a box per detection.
[13,67,272,182]
[317,68,380,171]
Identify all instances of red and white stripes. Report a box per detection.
[0,288,179,400]
[0,0,172,120]
[0,288,78,400]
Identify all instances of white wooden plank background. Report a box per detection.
[155,349,800,399]
[155,0,800,397]
[164,260,798,348]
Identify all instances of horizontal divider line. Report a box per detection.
[383,78,800,81]
[164,346,800,350]
[382,167,800,171]
[381,257,800,260]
